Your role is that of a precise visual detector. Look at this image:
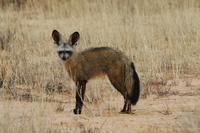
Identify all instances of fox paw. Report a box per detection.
[119,110,132,114]
[73,108,82,114]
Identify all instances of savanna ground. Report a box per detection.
[0,0,200,132]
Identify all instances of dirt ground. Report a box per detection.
[0,76,200,133]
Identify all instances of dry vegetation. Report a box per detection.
[0,0,200,132]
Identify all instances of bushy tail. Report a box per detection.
[130,62,140,105]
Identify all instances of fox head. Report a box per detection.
[52,30,80,60]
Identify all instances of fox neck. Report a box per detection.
[62,51,84,82]
[62,51,78,69]
[63,51,82,73]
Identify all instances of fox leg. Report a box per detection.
[121,93,128,113]
[121,100,128,113]
[127,100,132,113]
[107,72,128,113]
[74,80,87,114]
[121,100,132,113]
[120,91,132,113]
[121,92,132,113]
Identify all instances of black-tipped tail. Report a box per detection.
[130,62,140,105]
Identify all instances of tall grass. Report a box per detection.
[0,0,200,90]
[0,0,199,90]
[0,0,200,132]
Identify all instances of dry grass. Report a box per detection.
[0,0,200,132]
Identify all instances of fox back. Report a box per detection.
[52,30,140,114]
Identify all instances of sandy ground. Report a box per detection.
[0,76,200,133]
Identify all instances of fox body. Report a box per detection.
[52,30,140,114]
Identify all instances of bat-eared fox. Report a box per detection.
[51,30,140,114]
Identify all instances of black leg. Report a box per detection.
[120,93,128,113]
[127,100,132,114]
[120,92,132,114]
[73,81,87,114]
[120,99,128,113]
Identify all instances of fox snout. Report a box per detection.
[57,51,73,60]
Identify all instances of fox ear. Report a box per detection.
[68,32,80,46]
[52,30,62,45]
